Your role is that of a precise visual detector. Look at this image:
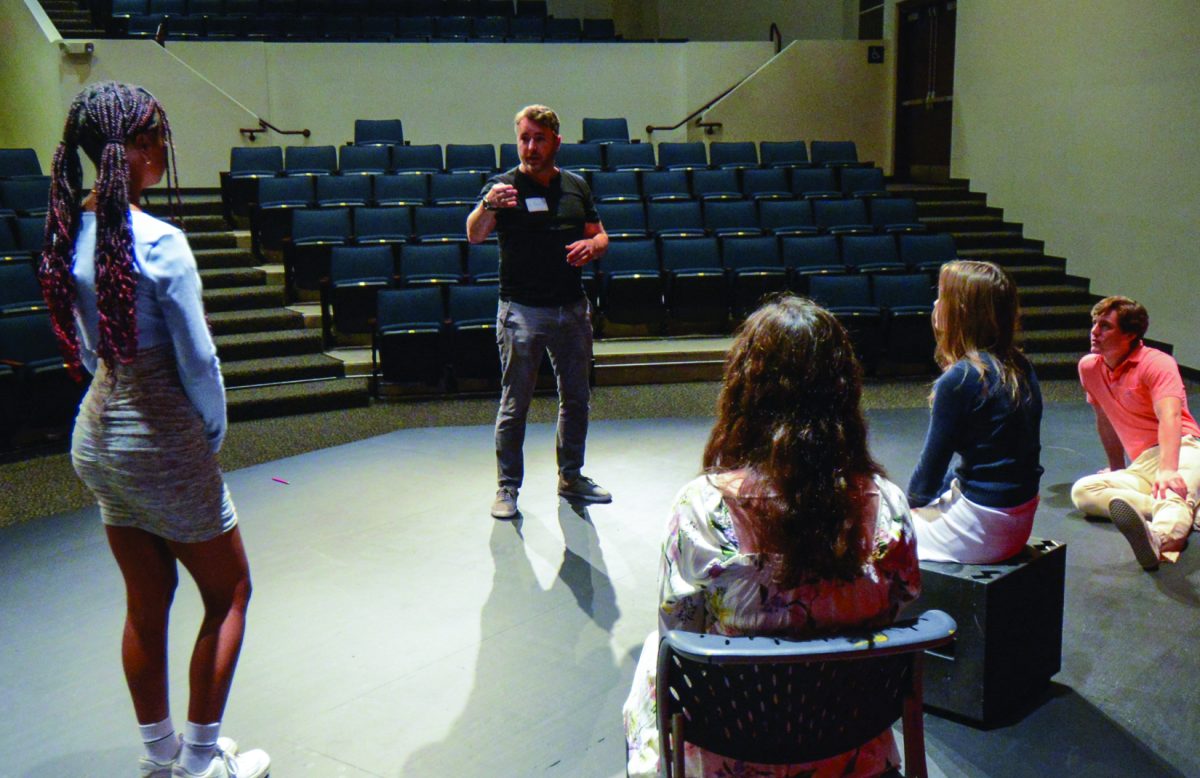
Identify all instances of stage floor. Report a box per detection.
[2,402,1198,777]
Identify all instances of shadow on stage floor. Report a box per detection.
[2,403,1198,777]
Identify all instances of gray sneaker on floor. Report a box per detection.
[491,486,519,519]
[558,474,612,503]
[1109,497,1160,571]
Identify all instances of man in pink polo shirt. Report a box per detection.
[1071,296,1200,570]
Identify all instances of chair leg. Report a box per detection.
[902,655,928,778]
[670,713,685,778]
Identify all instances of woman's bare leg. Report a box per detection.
[167,526,252,723]
[105,525,179,724]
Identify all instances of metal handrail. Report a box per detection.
[769,22,782,54]
[239,118,312,142]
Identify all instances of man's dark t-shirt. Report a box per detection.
[480,168,599,306]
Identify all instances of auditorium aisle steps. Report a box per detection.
[144,189,369,422]
[894,181,1094,379]
[39,0,104,38]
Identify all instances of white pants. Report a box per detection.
[913,480,1038,563]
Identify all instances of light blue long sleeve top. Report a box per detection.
[72,210,227,452]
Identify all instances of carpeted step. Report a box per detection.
[221,354,345,387]
[203,285,286,312]
[947,231,1042,250]
[1018,283,1092,306]
[194,247,257,270]
[187,232,240,251]
[208,308,306,336]
[958,248,1065,270]
[199,267,266,289]
[179,215,228,232]
[215,329,324,361]
[921,215,1020,233]
[916,201,1001,218]
[1027,351,1086,380]
[1021,304,1093,330]
[1007,265,1068,285]
[226,377,370,421]
[886,184,986,203]
[1021,329,1089,353]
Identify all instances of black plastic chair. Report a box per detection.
[374,174,428,207]
[339,144,390,177]
[759,140,809,169]
[581,117,630,144]
[721,235,786,318]
[740,168,791,201]
[657,610,957,778]
[871,198,926,234]
[392,144,444,175]
[0,149,42,179]
[354,119,404,147]
[808,273,883,373]
[813,198,873,236]
[251,175,313,257]
[604,142,656,172]
[757,199,818,237]
[321,245,398,344]
[0,260,45,315]
[444,144,496,175]
[648,201,705,239]
[0,220,28,263]
[840,166,888,198]
[285,207,351,294]
[315,175,371,209]
[353,206,412,247]
[782,235,845,291]
[660,237,727,327]
[596,202,647,239]
[373,287,445,392]
[412,205,470,243]
[641,171,691,203]
[446,284,501,385]
[841,234,906,275]
[874,272,936,369]
[658,142,708,172]
[590,171,640,204]
[284,145,337,177]
[399,243,463,287]
[0,311,86,428]
[703,200,762,238]
[556,143,603,174]
[708,141,758,171]
[899,233,957,273]
[466,242,500,284]
[790,167,840,199]
[691,169,741,202]
[599,238,664,327]
[0,178,50,217]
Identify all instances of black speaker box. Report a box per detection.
[915,538,1066,725]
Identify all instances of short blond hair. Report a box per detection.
[514,104,560,135]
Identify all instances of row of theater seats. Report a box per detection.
[0,307,86,447]
[111,0,552,19]
[367,268,937,392]
[264,196,936,294]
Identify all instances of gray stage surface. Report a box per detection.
[2,402,1198,777]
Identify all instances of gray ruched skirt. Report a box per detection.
[71,345,237,543]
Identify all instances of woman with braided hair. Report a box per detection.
[39,82,269,778]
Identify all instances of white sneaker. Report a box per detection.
[171,743,268,778]
[139,737,239,778]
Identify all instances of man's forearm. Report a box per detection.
[466,201,496,244]
[1095,411,1126,470]
[1156,398,1183,471]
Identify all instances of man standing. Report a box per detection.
[467,104,611,519]
[1071,296,1200,569]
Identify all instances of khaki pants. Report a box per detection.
[1070,436,1200,553]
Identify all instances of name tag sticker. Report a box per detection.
[525,197,549,212]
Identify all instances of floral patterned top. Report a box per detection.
[623,472,921,778]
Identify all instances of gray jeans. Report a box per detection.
[495,297,593,489]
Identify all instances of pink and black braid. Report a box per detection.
[39,81,179,378]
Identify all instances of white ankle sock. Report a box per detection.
[138,717,178,762]
[180,721,221,773]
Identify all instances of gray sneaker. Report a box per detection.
[558,475,612,504]
[491,486,519,519]
[1109,498,1160,571]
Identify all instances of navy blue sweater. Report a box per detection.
[907,356,1044,509]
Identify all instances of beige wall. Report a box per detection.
[0,0,68,169]
[654,0,845,42]
[701,40,893,171]
[952,0,1200,367]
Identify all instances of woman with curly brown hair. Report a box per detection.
[39,82,268,778]
[623,295,920,777]
[907,260,1043,563]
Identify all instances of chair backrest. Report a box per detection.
[444,144,496,174]
[759,140,808,168]
[656,610,956,775]
[691,169,741,200]
[257,175,313,208]
[412,204,471,242]
[339,144,390,176]
[721,236,781,271]
[840,166,886,196]
[708,141,758,170]
[647,201,704,237]
[226,145,280,176]
[284,145,337,176]
[841,234,900,271]
[0,261,44,311]
[0,148,42,178]
[556,143,603,172]
[873,273,934,310]
[315,175,371,208]
[790,167,838,197]
[582,17,616,40]
[781,235,840,272]
[0,178,51,215]
[429,173,485,206]
[544,16,581,40]
[871,197,920,229]
[435,14,472,38]
[741,168,790,199]
[604,142,656,171]
[811,140,859,165]
[590,171,640,202]
[330,245,396,284]
[703,200,758,233]
[354,206,412,242]
[374,174,428,207]
[657,142,708,171]
[392,144,444,174]
[596,202,647,238]
[898,233,957,269]
[447,283,498,326]
[466,242,500,283]
[758,199,814,232]
[499,143,520,170]
[641,170,690,202]
[354,119,404,147]
[808,273,872,309]
[474,15,509,39]
[813,198,869,231]
[661,236,719,272]
[582,117,630,144]
[400,243,463,283]
[291,207,351,243]
[601,238,658,274]
[0,310,62,365]
[376,287,444,330]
